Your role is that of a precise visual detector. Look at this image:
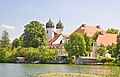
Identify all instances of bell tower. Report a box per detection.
[46,19,55,42]
[56,20,64,34]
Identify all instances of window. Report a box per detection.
[60,40,62,44]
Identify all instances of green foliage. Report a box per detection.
[92,31,100,41]
[41,49,58,61]
[106,28,119,34]
[21,21,47,48]
[96,44,106,57]
[0,30,10,50]
[115,55,120,65]
[116,34,120,57]
[97,57,115,64]
[12,38,21,49]
[16,47,58,62]
[0,30,14,63]
[23,47,40,62]
[107,43,117,57]
[16,47,40,62]
[84,33,94,52]
[0,21,57,63]
[0,48,17,63]
[117,34,120,42]
[64,33,86,58]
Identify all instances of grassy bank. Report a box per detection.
[31,73,119,77]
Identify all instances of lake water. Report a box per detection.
[0,63,120,77]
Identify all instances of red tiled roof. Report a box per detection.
[54,31,58,37]
[96,33,117,46]
[73,25,103,36]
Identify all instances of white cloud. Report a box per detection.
[0,24,15,30]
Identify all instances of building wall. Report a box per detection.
[46,28,54,41]
[57,48,67,56]
[56,28,63,34]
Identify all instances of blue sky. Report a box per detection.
[0,0,120,41]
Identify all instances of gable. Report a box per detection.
[52,34,66,44]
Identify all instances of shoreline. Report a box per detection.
[30,73,115,77]
[0,62,118,66]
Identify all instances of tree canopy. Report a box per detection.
[107,43,116,57]
[96,44,106,57]
[106,28,119,34]
[116,34,120,57]
[21,21,47,48]
[84,33,94,52]
[12,38,21,49]
[64,33,86,58]
[0,30,10,50]
[92,31,100,41]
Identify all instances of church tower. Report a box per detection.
[46,19,55,42]
[56,20,64,34]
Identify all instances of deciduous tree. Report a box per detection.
[84,33,94,53]
[92,31,100,41]
[106,28,119,34]
[21,21,47,48]
[96,44,106,57]
[64,33,86,58]
[107,43,116,57]
[12,38,21,49]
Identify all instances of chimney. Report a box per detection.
[100,31,104,35]
[81,24,86,27]
[96,25,100,29]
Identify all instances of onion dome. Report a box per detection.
[46,19,54,28]
[56,20,64,29]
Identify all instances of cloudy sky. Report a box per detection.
[0,0,120,41]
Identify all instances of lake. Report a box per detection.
[0,63,120,77]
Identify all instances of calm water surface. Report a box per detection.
[0,63,120,77]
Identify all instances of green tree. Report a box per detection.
[42,49,58,61]
[107,43,116,57]
[0,48,7,62]
[12,38,21,49]
[64,33,86,58]
[0,30,10,50]
[96,44,106,57]
[106,28,119,34]
[0,48,16,63]
[92,31,100,41]
[117,34,120,42]
[84,33,94,53]
[21,21,47,48]
[115,40,120,57]
[16,47,40,62]
[24,47,40,62]
[116,34,120,57]
[16,47,58,63]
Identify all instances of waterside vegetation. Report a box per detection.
[0,20,120,65]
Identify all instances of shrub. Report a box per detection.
[97,57,115,64]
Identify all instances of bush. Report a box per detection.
[97,57,115,64]
[72,57,76,64]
